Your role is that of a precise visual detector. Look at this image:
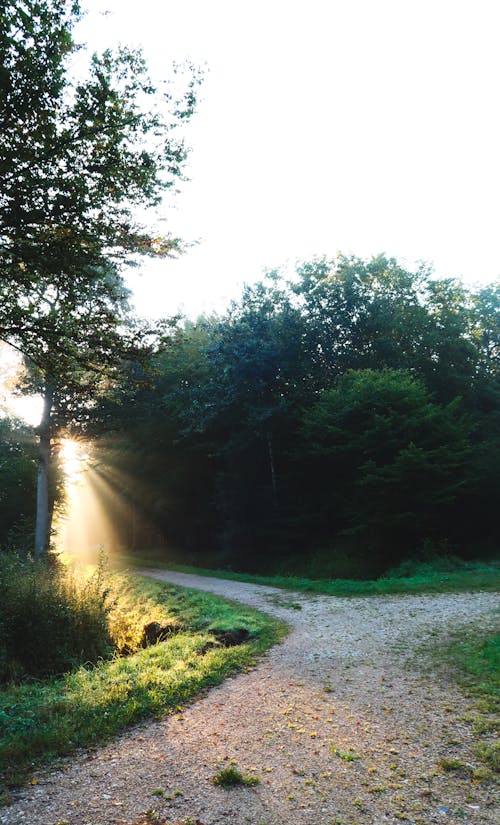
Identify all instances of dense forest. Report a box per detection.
[87,256,499,576]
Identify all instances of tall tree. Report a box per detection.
[0,0,200,554]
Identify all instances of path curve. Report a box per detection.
[2,570,498,825]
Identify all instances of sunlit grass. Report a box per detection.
[0,574,285,790]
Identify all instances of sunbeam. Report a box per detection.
[54,441,153,565]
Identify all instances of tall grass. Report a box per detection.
[0,553,113,682]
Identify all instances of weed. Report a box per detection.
[438,757,468,773]
[473,741,500,772]
[265,594,302,610]
[164,789,184,800]
[211,765,260,788]
[0,552,113,682]
[331,744,361,761]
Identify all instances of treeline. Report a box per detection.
[88,255,499,577]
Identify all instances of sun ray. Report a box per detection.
[54,440,151,565]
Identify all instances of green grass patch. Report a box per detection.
[211,764,260,788]
[0,574,285,790]
[427,626,499,779]
[438,630,499,704]
[117,555,500,597]
[331,744,361,762]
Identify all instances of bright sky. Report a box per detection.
[76,1,500,316]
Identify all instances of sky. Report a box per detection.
[76,0,500,319]
[61,1,500,317]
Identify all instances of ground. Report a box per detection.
[2,570,498,825]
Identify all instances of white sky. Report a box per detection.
[79,1,499,317]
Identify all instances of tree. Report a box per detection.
[77,258,498,572]
[0,0,200,554]
[298,369,473,565]
[0,417,37,549]
[290,254,485,402]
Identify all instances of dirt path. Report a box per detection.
[2,570,498,825]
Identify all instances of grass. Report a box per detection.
[331,745,361,762]
[442,631,499,703]
[428,626,499,779]
[117,555,500,597]
[0,553,113,682]
[211,764,260,788]
[0,573,285,792]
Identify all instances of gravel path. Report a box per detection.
[2,570,498,825]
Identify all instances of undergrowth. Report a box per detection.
[0,574,285,791]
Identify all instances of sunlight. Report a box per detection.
[59,438,89,485]
[54,443,146,565]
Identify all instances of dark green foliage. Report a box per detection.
[0,419,37,549]
[0,554,113,682]
[0,252,484,573]
[298,369,474,565]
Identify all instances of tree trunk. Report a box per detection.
[266,430,278,508]
[34,384,54,557]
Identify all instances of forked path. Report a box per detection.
[3,571,498,825]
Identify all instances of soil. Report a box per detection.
[1,569,498,825]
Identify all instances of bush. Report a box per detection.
[0,553,113,682]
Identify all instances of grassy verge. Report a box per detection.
[426,626,499,780]
[0,574,285,793]
[117,556,500,596]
